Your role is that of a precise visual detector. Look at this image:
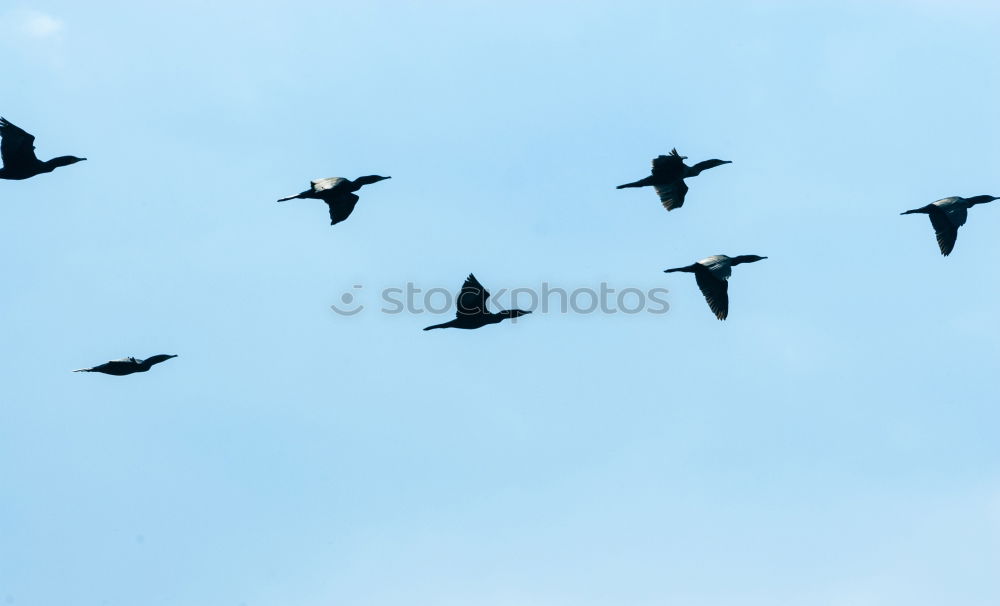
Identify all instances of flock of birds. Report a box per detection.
[3,116,997,375]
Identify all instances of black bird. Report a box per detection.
[901,195,999,256]
[664,255,766,320]
[423,274,531,331]
[617,148,731,211]
[278,175,390,226]
[73,354,177,376]
[0,117,86,180]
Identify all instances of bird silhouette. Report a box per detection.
[664,255,766,320]
[617,148,731,211]
[0,117,86,180]
[278,175,390,226]
[423,274,531,331]
[73,354,177,376]
[901,195,999,256]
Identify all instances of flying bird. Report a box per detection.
[0,117,86,180]
[423,274,531,331]
[664,255,766,320]
[278,175,390,226]
[901,195,999,256]
[617,148,731,211]
[73,354,177,376]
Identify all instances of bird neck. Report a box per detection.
[352,175,384,188]
[44,156,80,170]
[965,195,999,206]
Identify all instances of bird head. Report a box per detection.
[502,309,532,321]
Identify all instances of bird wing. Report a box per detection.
[87,360,129,373]
[326,193,360,225]
[0,117,39,167]
[941,205,968,228]
[654,180,688,211]
[457,273,490,316]
[650,153,685,179]
[311,177,347,192]
[927,209,959,256]
[694,267,729,320]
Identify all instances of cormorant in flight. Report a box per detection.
[73,354,177,376]
[423,274,531,331]
[617,149,730,211]
[664,255,766,320]
[901,195,999,256]
[0,117,86,180]
[278,175,390,226]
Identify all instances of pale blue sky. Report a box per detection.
[2,1,999,605]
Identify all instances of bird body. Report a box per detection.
[901,195,998,256]
[617,148,730,211]
[423,274,531,331]
[73,354,177,376]
[664,254,766,320]
[278,174,390,226]
[0,117,86,180]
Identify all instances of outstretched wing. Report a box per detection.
[654,180,689,211]
[0,117,39,167]
[73,360,134,374]
[694,267,729,320]
[311,177,348,193]
[927,209,959,256]
[326,193,360,225]
[650,153,685,179]
[457,273,490,316]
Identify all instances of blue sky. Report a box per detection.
[2,1,999,604]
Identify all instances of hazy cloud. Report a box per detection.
[0,9,65,40]
[19,10,64,38]
[0,9,68,67]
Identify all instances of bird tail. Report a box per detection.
[663,265,694,274]
[616,181,644,189]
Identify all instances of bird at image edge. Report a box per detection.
[0,117,86,180]
[901,195,999,256]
